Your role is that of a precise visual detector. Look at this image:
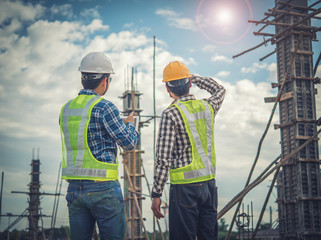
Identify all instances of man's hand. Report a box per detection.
[123,111,135,124]
[151,197,164,219]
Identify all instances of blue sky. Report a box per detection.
[0,0,320,233]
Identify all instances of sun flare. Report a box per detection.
[216,8,233,25]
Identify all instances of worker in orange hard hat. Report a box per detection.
[151,60,226,240]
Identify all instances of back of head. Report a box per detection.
[163,61,191,96]
[78,52,114,89]
[166,78,191,96]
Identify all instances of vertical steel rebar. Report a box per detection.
[0,172,4,228]
[252,167,280,239]
[152,35,157,240]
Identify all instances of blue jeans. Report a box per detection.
[169,179,218,240]
[66,180,125,240]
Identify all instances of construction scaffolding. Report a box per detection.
[10,150,43,240]
[3,149,61,240]
[121,66,146,240]
[28,158,41,239]
[224,0,321,239]
[273,1,321,238]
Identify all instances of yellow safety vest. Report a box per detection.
[60,95,118,181]
[170,100,216,184]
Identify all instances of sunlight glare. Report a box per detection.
[216,8,233,25]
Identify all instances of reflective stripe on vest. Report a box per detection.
[170,100,216,184]
[60,95,118,180]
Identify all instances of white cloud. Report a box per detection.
[267,62,277,82]
[155,9,177,18]
[155,9,197,31]
[186,47,195,53]
[241,62,268,74]
[124,22,134,29]
[85,19,109,33]
[211,54,233,63]
[80,7,100,19]
[84,31,150,53]
[218,79,275,135]
[0,0,44,23]
[202,45,217,53]
[50,4,73,18]
[216,71,230,78]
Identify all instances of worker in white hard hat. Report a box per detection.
[151,61,226,240]
[59,52,138,240]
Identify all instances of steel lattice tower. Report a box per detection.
[274,0,321,239]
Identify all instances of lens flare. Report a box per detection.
[196,0,253,45]
[216,8,233,25]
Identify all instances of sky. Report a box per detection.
[0,0,320,234]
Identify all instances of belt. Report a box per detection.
[67,179,110,183]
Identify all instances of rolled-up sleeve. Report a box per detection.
[102,102,139,150]
[192,75,226,116]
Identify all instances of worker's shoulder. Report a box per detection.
[95,98,119,112]
[161,105,179,120]
[162,104,177,113]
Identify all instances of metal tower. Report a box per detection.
[120,67,147,240]
[273,1,321,239]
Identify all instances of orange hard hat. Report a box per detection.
[162,61,192,82]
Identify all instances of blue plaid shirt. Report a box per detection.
[79,89,138,164]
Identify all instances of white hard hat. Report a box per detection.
[78,52,114,74]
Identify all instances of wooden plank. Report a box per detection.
[280,92,293,102]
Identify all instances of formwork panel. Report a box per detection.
[275,1,321,239]
[123,149,144,240]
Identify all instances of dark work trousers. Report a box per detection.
[169,179,218,240]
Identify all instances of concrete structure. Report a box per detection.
[121,67,146,239]
[7,150,59,240]
[232,1,321,239]
[273,0,321,239]
[28,159,41,239]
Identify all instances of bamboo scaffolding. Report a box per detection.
[225,34,303,240]
[253,32,275,37]
[259,50,276,61]
[276,0,320,11]
[218,126,321,219]
[233,8,321,58]
[252,167,280,239]
[227,1,321,239]
[249,20,319,31]
[124,164,150,240]
[310,0,321,8]
[257,0,294,33]
[268,8,321,20]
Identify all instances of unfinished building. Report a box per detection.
[120,67,146,240]
[273,0,321,239]
[230,0,321,239]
